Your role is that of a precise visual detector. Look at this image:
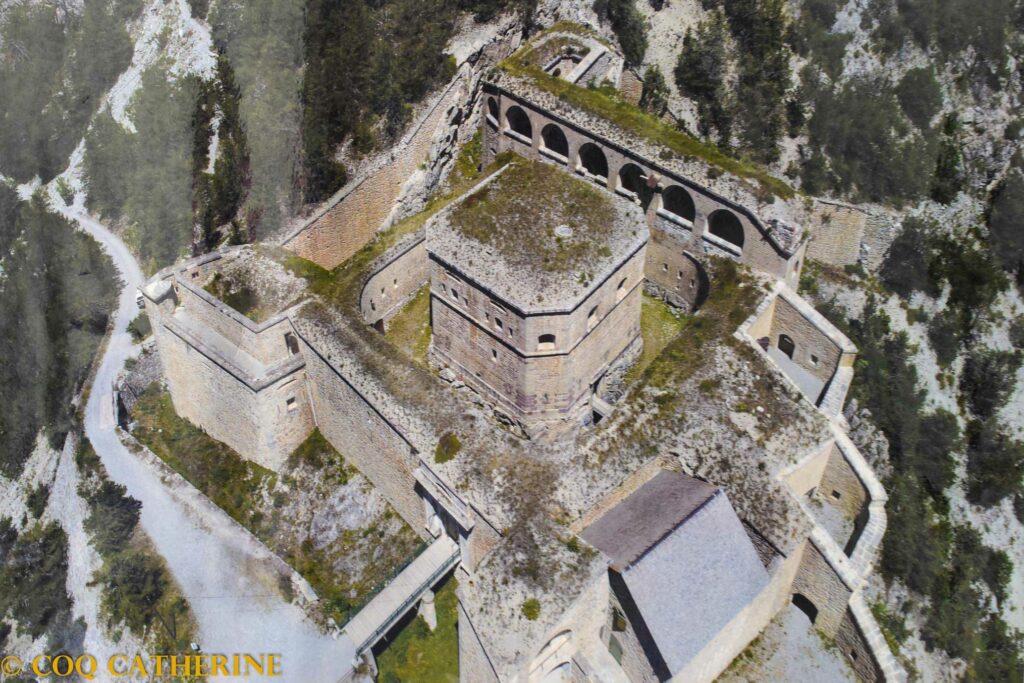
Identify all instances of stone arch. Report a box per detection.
[660,185,696,223]
[540,124,569,159]
[538,333,556,350]
[708,209,745,250]
[792,593,819,623]
[778,333,795,359]
[577,143,608,180]
[617,163,645,197]
[505,105,532,139]
[487,97,499,125]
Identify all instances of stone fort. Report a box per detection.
[140,28,905,683]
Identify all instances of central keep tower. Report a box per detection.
[426,158,648,435]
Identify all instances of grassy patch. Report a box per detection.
[131,385,275,530]
[521,597,541,620]
[499,36,795,200]
[448,160,617,275]
[203,271,273,322]
[375,578,459,683]
[287,428,355,486]
[625,294,689,384]
[434,432,461,465]
[384,285,433,366]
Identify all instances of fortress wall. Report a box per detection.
[297,335,428,537]
[837,608,885,682]
[676,540,805,683]
[767,294,843,382]
[457,598,502,683]
[791,540,852,637]
[485,89,802,286]
[817,443,869,520]
[359,237,429,325]
[783,440,833,498]
[807,201,868,267]
[284,77,465,270]
[645,225,708,309]
[174,278,294,365]
[429,250,644,426]
[149,300,313,471]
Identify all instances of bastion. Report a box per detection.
[426,160,648,434]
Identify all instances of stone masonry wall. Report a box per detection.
[297,335,428,537]
[768,294,843,382]
[283,74,466,270]
[837,608,885,682]
[791,540,852,638]
[482,86,805,289]
[645,224,708,309]
[359,236,429,326]
[816,442,869,520]
[146,296,314,472]
[806,200,868,267]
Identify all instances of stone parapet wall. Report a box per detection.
[358,233,429,325]
[282,71,468,269]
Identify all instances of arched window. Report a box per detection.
[660,185,696,224]
[617,163,645,197]
[505,105,532,140]
[778,334,795,359]
[538,334,556,350]
[540,124,569,160]
[708,210,745,250]
[577,143,608,181]
[487,97,499,126]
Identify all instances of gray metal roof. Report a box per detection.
[582,471,770,676]
[581,470,717,571]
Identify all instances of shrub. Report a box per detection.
[895,66,942,129]
[83,480,142,557]
[434,432,462,464]
[0,522,72,639]
[25,484,50,519]
[988,168,1024,286]
[931,114,964,204]
[960,348,1022,420]
[927,311,961,367]
[594,0,648,66]
[880,218,939,298]
[675,11,733,144]
[96,550,169,635]
[1010,316,1024,349]
[127,313,152,342]
[639,66,669,118]
[917,410,961,494]
[521,597,541,620]
[966,418,1024,506]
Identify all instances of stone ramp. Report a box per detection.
[343,535,460,654]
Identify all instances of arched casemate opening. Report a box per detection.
[792,593,819,624]
[577,143,608,181]
[708,210,745,251]
[538,333,556,351]
[617,163,646,202]
[659,185,696,225]
[540,124,569,160]
[506,105,533,139]
[778,334,795,359]
[486,97,499,126]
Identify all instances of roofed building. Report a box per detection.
[426,159,649,435]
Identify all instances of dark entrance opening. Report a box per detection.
[792,593,818,623]
[778,334,795,359]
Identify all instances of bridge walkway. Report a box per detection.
[343,534,460,655]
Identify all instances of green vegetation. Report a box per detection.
[0,522,72,640]
[871,601,910,654]
[193,54,251,250]
[817,296,1022,680]
[84,64,201,271]
[375,579,459,683]
[434,432,462,465]
[203,271,264,321]
[25,484,50,520]
[77,436,194,650]
[895,67,942,130]
[521,597,541,620]
[131,385,276,530]
[638,66,669,118]
[674,10,733,145]
[500,39,795,199]
[127,312,152,342]
[287,429,355,485]
[0,0,141,183]
[207,0,305,238]
[0,188,118,477]
[449,160,617,274]
[988,168,1024,287]
[625,294,689,384]
[593,0,648,66]
[384,286,433,366]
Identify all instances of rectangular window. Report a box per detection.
[286,397,297,412]
[491,349,498,362]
